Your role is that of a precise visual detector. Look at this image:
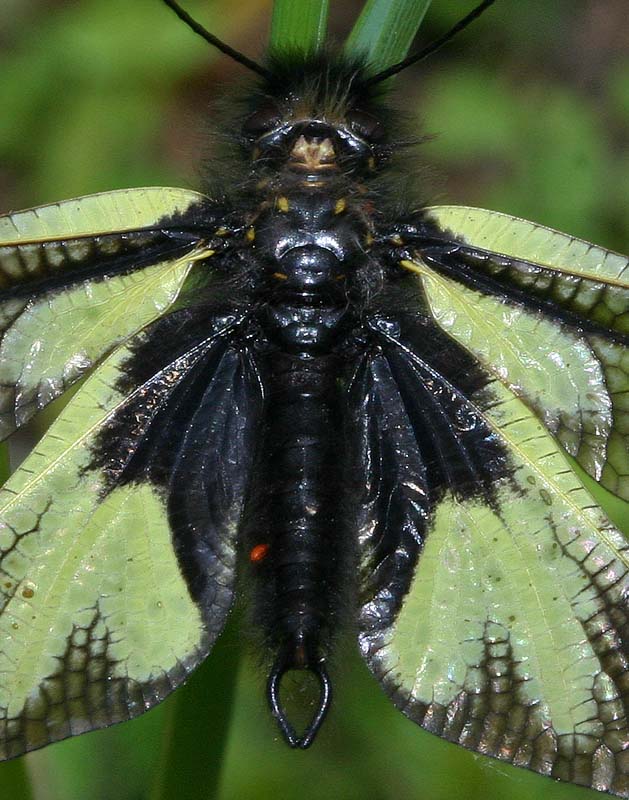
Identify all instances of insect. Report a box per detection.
[0,0,628,795]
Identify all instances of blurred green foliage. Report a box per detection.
[0,2,628,800]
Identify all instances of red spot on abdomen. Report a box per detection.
[250,543,270,563]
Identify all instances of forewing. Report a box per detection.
[356,317,629,796]
[405,206,629,499]
[0,187,219,438]
[423,205,628,334]
[0,309,261,760]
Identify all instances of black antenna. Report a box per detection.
[162,0,272,80]
[364,0,497,87]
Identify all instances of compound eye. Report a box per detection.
[347,109,385,142]
[243,103,282,137]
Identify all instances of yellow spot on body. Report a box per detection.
[390,234,404,246]
[334,198,347,214]
[246,227,256,243]
[277,196,290,213]
[367,156,376,171]
[273,272,288,281]
[215,227,229,237]
[401,260,422,275]
[365,232,374,247]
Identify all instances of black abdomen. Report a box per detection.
[245,349,345,663]
[241,183,367,744]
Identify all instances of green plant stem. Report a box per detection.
[344,0,432,72]
[269,0,329,54]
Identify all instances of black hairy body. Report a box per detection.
[3,6,629,791]
[79,53,523,746]
[10,50,609,749]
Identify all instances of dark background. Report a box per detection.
[0,2,628,799]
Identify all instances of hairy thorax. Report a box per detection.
[247,149,376,353]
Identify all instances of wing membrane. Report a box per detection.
[422,205,629,336]
[0,308,261,759]
[0,188,218,438]
[0,186,213,294]
[357,328,629,795]
[402,208,629,500]
[404,257,629,500]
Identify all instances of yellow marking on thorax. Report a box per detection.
[334,198,347,215]
[272,272,288,281]
[214,226,229,237]
[246,227,256,243]
[277,196,290,213]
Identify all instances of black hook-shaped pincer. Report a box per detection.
[267,654,332,749]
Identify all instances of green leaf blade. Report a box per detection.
[0,759,33,800]
[150,620,241,800]
[269,0,329,54]
[344,0,432,72]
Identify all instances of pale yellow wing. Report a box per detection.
[0,187,216,438]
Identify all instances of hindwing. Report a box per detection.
[354,212,629,794]
[0,306,261,760]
